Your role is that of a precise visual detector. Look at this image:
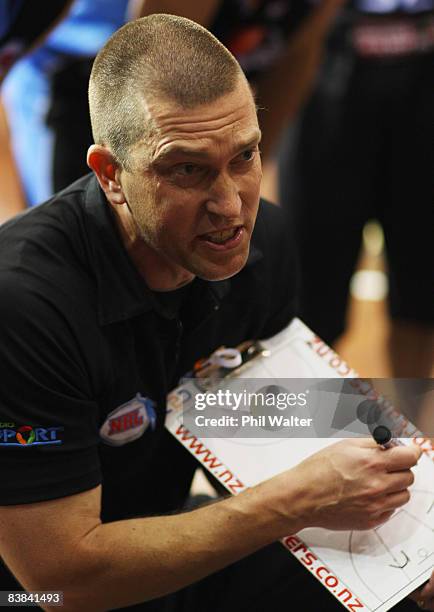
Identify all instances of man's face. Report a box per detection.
[119,78,262,287]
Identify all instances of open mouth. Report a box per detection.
[200,226,241,245]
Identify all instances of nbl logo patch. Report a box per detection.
[100,394,156,446]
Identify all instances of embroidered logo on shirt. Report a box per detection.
[0,423,63,446]
[100,394,157,446]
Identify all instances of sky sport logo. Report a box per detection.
[0,423,63,446]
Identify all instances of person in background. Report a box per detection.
[129,0,350,161]
[1,0,128,208]
[278,0,434,378]
[0,0,345,214]
[0,0,73,80]
[0,0,73,221]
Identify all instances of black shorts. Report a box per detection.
[279,51,434,344]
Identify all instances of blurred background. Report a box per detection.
[1,0,433,379]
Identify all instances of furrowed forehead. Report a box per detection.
[125,78,258,166]
[151,130,262,164]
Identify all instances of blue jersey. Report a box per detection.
[2,0,128,206]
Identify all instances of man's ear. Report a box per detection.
[87,145,126,205]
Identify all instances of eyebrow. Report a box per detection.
[151,130,262,165]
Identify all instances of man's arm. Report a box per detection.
[0,439,421,611]
[253,0,344,161]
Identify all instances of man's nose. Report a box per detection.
[205,173,242,218]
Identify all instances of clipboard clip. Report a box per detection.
[183,341,270,393]
[202,347,243,369]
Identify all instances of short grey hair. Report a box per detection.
[89,14,244,168]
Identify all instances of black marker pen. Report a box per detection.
[373,425,404,449]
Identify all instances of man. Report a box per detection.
[0,15,424,611]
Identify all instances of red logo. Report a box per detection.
[108,408,144,436]
[100,394,156,446]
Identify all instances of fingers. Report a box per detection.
[366,490,410,527]
[349,438,379,450]
[381,489,411,513]
[408,587,432,611]
[345,437,422,470]
[366,489,411,525]
[383,444,422,472]
[382,469,415,494]
[422,575,434,599]
[369,509,395,527]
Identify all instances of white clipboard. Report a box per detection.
[166,318,434,611]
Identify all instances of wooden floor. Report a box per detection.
[335,291,391,377]
[335,241,392,378]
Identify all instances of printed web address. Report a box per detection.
[283,535,365,611]
[174,425,245,494]
[173,425,367,611]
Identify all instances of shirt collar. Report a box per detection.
[83,175,262,326]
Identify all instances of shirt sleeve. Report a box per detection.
[0,280,101,505]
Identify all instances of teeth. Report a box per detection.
[205,228,238,244]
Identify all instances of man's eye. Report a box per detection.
[235,149,256,163]
[173,163,201,176]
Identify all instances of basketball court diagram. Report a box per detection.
[167,319,434,610]
[349,489,434,609]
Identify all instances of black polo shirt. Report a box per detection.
[0,174,295,522]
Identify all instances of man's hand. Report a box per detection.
[257,438,422,533]
[0,438,422,610]
[408,573,434,610]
